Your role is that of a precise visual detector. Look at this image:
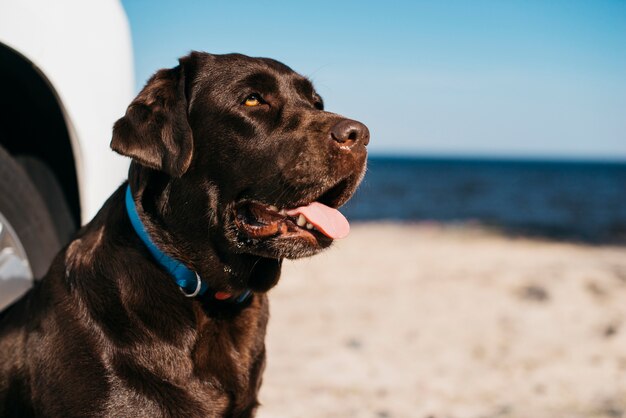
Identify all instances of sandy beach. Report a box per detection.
[257,223,626,418]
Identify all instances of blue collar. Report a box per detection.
[125,185,251,303]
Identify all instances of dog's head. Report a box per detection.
[112,52,368,290]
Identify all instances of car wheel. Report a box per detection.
[0,145,61,310]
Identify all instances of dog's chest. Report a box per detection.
[103,297,269,417]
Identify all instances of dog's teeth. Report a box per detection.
[279,209,287,215]
[297,214,307,227]
[268,205,278,212]
[306,223,313,230]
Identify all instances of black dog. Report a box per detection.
[0,52,368,417]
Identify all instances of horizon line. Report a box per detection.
[367,151,626,164]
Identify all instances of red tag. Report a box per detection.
[214,291,232,300]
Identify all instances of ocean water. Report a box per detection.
[341,156,626,243]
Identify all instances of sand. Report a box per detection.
[257,223,626,418]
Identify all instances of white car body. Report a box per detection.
[0,0,134,311]
[0,0,134,222]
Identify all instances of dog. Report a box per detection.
[0,51,368,417]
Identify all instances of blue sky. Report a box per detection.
[122,1,626,159]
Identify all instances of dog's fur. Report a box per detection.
[0,52,368,417]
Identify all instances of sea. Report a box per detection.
[341,156,626,244]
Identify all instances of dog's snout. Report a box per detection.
[330,119,370,148]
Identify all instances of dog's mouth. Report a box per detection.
[234,201,348,244]
[233,178,354,246]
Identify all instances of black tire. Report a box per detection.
[0,145,61,279]
[16,156,76,246]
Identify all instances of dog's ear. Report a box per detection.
[111,63,193,177]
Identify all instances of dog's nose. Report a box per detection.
[330,119,370,148]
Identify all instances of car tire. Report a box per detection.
[16,155,77,246]
[0,145,61,283]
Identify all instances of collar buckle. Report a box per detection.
[180,272,202,298]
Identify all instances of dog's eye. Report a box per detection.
[243,94,263,107]
[313,96,324,110]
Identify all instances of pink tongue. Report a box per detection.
[286,202,350,239]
